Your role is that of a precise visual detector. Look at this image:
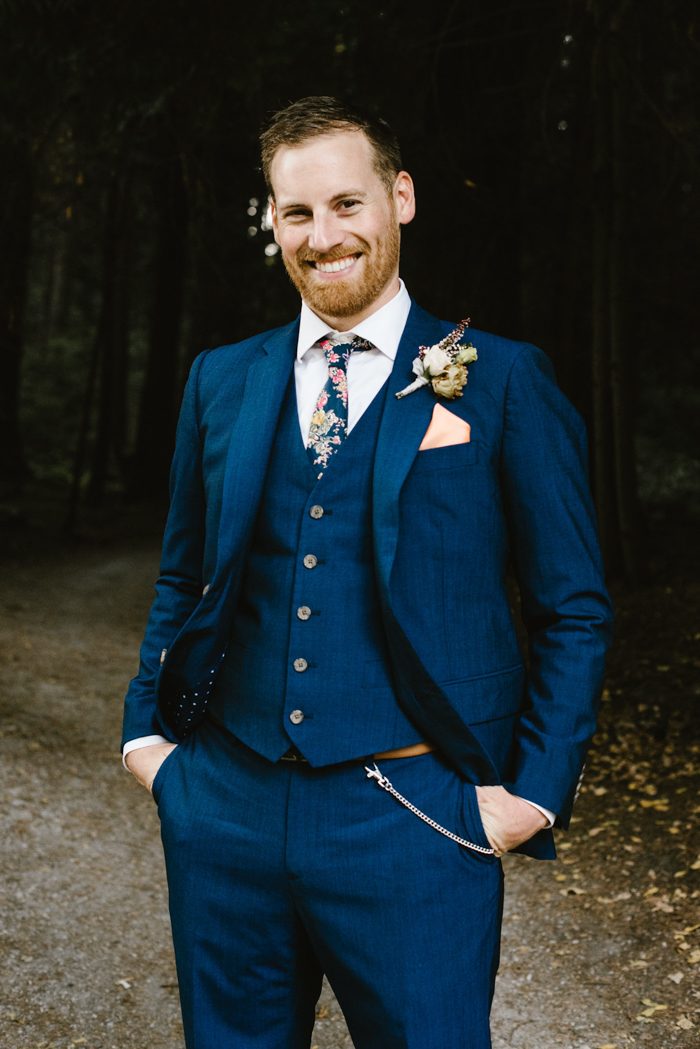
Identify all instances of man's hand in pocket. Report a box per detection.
[475,785,548,855]
[125,743,178,793]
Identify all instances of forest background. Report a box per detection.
[1,0,698,578]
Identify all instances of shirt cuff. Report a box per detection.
[514,795,556,829]
[122,734,169,769]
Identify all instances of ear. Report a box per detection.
[393,171,416,226]
[269,196,280,245]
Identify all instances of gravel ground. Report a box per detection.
[1,538,698,1048]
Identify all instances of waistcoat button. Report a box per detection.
[289,709,305,724]
[293,657,308,672]
[303,554,318,569]
[309,504,324,519]
[297,606,312,621]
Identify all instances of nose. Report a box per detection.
[307,212,343,254]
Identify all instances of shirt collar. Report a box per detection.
[297,279,411,362]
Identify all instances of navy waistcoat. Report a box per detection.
[207,369,423,764]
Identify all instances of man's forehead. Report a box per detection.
[270,130,379,195]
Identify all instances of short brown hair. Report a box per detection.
[260,95,402,196]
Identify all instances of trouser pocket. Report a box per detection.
[461,782,499,859]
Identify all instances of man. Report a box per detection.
[122,96,613,1049]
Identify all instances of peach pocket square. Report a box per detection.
[419,403,471,450]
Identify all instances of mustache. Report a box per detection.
[298,243,367,265]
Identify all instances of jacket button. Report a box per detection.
[297,606,312,621]
[289,709,305,724]
[293,657,308,672]
[303,554,318,569]
[202,583,211,596]
[309,504,324,519]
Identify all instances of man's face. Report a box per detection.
[270,130,415,328]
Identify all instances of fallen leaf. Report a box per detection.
[640,1000,668,1017]
[596,891,632,904]
[677,1015,695,1030]
[667,971,684,983]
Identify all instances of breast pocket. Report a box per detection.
[410,441,480,475]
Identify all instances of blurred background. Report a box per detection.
[1,0,698,578]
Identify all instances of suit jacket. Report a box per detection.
[122,301,613,859]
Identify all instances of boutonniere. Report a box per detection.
[395,318,477,400]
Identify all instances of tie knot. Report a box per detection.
[319,334,373,368]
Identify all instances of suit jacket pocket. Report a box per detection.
[438,665,525,726]
[410,440,480,475]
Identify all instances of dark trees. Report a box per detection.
[2,0,697,579]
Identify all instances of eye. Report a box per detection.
[338,199,360,211]
[283,208,311,221]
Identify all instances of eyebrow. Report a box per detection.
[278,190,369,212]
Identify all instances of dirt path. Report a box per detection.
[1,541,698,1048]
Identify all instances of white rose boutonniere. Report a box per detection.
[396,318,477,400]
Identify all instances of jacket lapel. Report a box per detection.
[372,302,451,597]
[371,302,501,783]
[215,319,299,577]
[162,320,298,688]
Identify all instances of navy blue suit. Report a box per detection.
[123,301,612,1047]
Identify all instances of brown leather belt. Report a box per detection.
[374,741,435,760]
[279,741,435,764]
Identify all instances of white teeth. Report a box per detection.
[316,256,356,273]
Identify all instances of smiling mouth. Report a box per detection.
[307,253,361,273]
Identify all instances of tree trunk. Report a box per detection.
[130,151,188,500]
[590,27,617,569]
[608,43,640,581]
[86,173,131,505]
[0,141,33,496]
[589,0,640,580]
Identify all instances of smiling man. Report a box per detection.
[269,126,409,326]
[122,96,613,1049]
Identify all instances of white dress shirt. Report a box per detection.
[122,279,555,829]
[294,278,411,437]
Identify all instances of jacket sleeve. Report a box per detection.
[499,345,614,826]
[121,351,209,747]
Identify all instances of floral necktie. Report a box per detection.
[306,334,374,478]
